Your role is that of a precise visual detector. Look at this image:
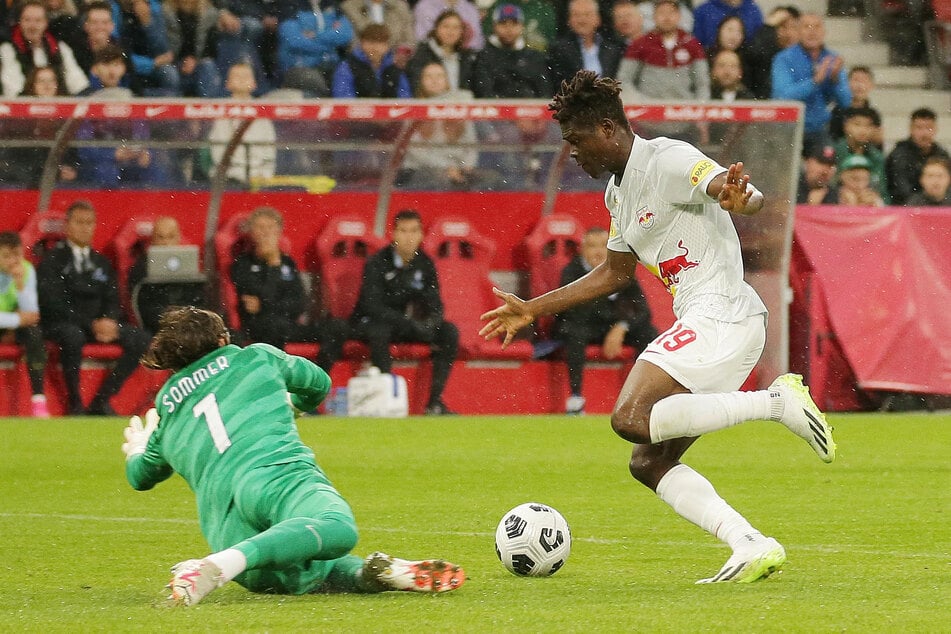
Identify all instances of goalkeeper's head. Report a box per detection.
[141,306,231,371]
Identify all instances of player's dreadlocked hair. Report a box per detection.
[548,70,628,130]
[141,306,230,371]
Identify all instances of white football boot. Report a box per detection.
[770,373,836,463]
[362,552,465,593]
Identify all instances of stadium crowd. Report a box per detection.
[0,0,944,198]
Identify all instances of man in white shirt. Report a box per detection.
[481,70,836,585]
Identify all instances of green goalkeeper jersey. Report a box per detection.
[126,343,332,536]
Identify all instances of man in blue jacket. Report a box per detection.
[770,12,850,157]
[277,0,353,97]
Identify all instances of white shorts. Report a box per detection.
[639,313,766,394]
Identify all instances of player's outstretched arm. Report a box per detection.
[124,408,173,491]
[480,251,637,348]
[710,161,763,216]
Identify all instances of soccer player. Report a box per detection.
[480,70,836,584]
[122,307,465,605]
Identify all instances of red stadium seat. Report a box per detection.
[423,217,533,360]
[19,210,65,265]
[522,213,584,298]
[110,215,159,324]
[313,215,385,319]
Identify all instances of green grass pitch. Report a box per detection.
[1,412,948,632]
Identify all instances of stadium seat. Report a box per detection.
[18,210,65,264]
[313,215,386,320]
[522,213,583,298]
[423,217,533,360]
[110,215,158,324]
[313,215,429,363]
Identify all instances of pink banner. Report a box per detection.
[794,206,951,394]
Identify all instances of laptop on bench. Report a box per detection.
[144,245,206,283]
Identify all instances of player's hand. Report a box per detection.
[479,287,534,349]
[718,162,762,215]
[122,408,159,458]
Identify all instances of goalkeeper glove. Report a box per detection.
[122,407,159,458]
[286,391,304,418]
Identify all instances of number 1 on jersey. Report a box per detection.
[193,393,232,453]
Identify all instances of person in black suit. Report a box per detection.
[229,206,349,374]
[37,200,150,415]
[350,209,458,415]
[547,0,625,88]
[127,216,206,335]
[553,226,657,415]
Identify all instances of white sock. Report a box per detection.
[656,464,764,552]
[206,548,247,583]
[649,390,783,444]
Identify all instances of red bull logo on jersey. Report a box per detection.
[657,240,699,288]
[637,208,655,229]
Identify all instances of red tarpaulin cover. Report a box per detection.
[794,206,951,394]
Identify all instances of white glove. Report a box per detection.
[122,408,159,458]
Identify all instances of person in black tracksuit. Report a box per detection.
[553,226,657,414]
[36,200,150,415]
[350,209,458,415]
[229,206,348,373]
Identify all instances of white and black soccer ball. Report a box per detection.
[495,502,571,577]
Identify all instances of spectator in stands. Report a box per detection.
[350,209,459,416]
[744,4,799,100]
[73,45,164,187]
[771,13,850,157]
[127,216,206,334]
[331,23,412,98]
[834,155,884,207]
[229,206,349,375]
[885,108,951,206]
[546,0,624,89]
[215,0,291,94]
[704,15,750,70]
[906,156,951,207]
[637,0,693,34]
[163,0,224,98]
[340,0,416,67]
[480,0,557,52]
[471,3,551,187]
[37,200,150,415]
[0,0,89,96]
[406,9,477,94]
[709,49,751,101]
[616,0,710,101]
[414,0,485,50]
[208,62,277,187]
[71,1,121,74]
[796,143,839,205]
[277,0,353,98]
[692,0,762,50]
[610,0,644,49]
[829,66,883,150]
[110,0,181,97]
[553,226,656,415]
[399,62,500,190]
[0,66,76,187]
[472,4,549,98]
[0,231,49,418]
[833,106,888,203]
[45,0,84,53]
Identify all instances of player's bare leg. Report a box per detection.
[615,359,785,583]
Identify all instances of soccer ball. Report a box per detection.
[495,502,571,577]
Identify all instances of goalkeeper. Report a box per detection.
[123,306,465,606]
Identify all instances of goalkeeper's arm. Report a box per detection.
[123,409,173,491]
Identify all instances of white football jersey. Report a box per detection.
[605,135,767,323]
